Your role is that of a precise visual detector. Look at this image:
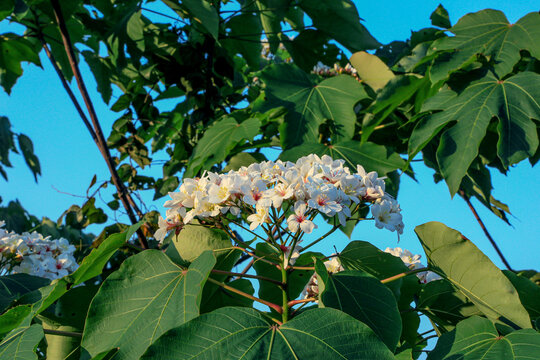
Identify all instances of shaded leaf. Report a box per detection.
[299,0,379,52]
[430,4,451,29]
[0,274,50,313]
[17,134,40,182]
[317,270,402,351]
[503,270,540,322]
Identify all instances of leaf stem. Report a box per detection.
[288,298,316,307]
[300,225,340,253]
[380,267,427,283]
[211,269,283,286]
[206,277,283,314]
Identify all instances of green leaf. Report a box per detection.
[350,51,394,91]
[317,270,402,351]
[415,222,531,329]
[126,10,145,51]
[410,72,540,196]
[172,223,232,263]
[223,152,267,172]
[0,324,43,360]
[223,14,262,69]
[0,305,31,338]
[17,134,40,182]
[69,221,142,284]
[0,274,50,313]
[82,51,113,104]
[417,279,481,332]
[503,270,540,322]
[283,30,341,72]
[429,10,540,81]
[163,0,219,39]
[338,240,409,296]
[428,316,540,360]
[0,36,41,94]
[0,0,14,21]
[153,176,179,200]
[184,116,261,177]
[82,250,216,360]
[299,0,379,52]
[261,64,368,148]
[281,141,405,175]
[141,307,395,359]
[430,4,451,29]
[200,279,255,313]
[255,0,287,53]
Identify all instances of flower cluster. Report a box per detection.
[384,247,442,284]
[0,221,78,280]
[156,154,404,242]
[312,61,359,79]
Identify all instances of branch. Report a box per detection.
[459,190,513,270]
[206,277,283,314]
[211,269,283,286]
[380,267,427,284]
[49,0,148,248]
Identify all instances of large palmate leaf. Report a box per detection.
[0,324,43,360]
[82,250,216,360]
[141,307,395,359]
[299,0,379,52]
[261,64,368,148]
[316,270,402,351]
[184,116,260,177]
[429,10,540,81]
[428,316,540,360]
[415,222,531,329]
[280,141,405,175]
[222,13,262,68]
[410,72,540,195]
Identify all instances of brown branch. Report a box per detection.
[288,298,316,307]
[459,190,513,271]
[49,0,148,248]
[211,269,283,286]
[206,277,283,314]
[380,267,427,284]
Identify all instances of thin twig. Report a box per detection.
[288,298,316,307]
[380,267,427,284]
[206,277,283,313]
[211,269,283,286]
[49,0,148,248]
[459,190,513,270]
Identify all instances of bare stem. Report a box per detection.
[301,225,340,253]
[381,267,427,284]
[459,190,513,270]
[288,298,316,307]
[206,277,283,314]
[211,269,283,286]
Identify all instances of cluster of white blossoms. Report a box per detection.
[384,247,442,284]
[0,221,78,280]
[156,154,404,242]
[312,61,358,79]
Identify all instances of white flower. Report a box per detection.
[419,271,442,284]
[384,247,422,269]
[247,203,270,230]
[372,199,403,234]
[307,186,342,215]
[287,202,317,234]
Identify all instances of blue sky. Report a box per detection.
[1,0,539,274]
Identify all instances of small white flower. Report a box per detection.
[287,202,317,234]
[247,204,270,230]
